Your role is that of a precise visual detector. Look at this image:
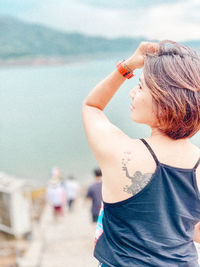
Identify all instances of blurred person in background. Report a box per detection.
[64,176,80,211]
[86,168,102,223]
[47,178,66,218]
[82,41,200,266]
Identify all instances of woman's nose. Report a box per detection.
[129,88,136,98]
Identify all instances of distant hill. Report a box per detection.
[0,16,199,62]
[0,16,144,61]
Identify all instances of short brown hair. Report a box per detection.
[143,40,200,139]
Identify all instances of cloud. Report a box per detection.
[18,0,200,41]
[143,0,200,41]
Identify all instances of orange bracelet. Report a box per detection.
[116,60,134,79]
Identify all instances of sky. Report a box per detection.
[0,0,200,41]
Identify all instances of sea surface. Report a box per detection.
[0,58,199,185]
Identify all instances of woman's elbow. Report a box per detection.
[82,99,103,113]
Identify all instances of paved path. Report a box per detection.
[40,199,98,267]
[19,198,98,267]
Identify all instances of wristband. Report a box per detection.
[116,60,134,79]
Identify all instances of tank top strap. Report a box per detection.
[140,138,160,166]
[193,157,200,170]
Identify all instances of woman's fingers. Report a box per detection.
[140,42,158,55]
[147,42,159,54]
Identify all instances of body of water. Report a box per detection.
[0,58,199,184]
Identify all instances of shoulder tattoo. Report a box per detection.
[122,152,153,196]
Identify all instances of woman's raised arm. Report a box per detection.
[82,42,158,161]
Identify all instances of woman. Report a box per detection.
[82,41,200,266]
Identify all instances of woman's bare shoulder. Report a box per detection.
[101,138,157,203]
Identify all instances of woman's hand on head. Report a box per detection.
[125,42,158,70]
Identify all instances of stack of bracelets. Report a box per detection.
[116,60,134,79]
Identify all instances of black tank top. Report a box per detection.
[94,139,200,267]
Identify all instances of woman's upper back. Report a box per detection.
[101,136,200,204]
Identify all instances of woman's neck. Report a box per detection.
[149,127,190,145]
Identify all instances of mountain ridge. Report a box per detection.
[0,16,199,63]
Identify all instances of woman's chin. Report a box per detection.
[131,115,142,123]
